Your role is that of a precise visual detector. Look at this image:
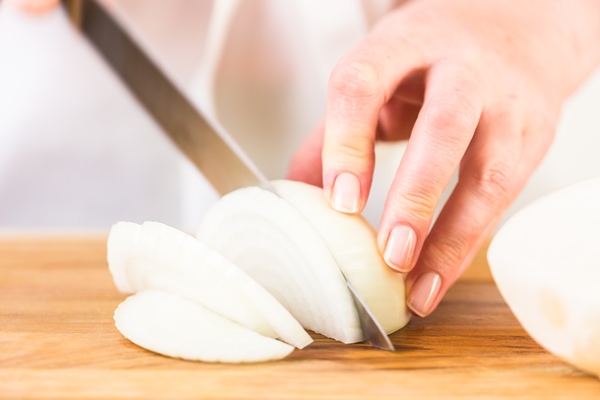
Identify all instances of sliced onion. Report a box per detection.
[273,180,410,333]
[197,180,410,343]
[488,177,600,378]
[114,289,294,363]
[107,221,312,349]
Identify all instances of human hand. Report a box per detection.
[289,0,600,317]
[7,0,59,14]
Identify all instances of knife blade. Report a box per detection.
[72,0,269,195]
[69,0,394,351]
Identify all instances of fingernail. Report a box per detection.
[331,172,361,213]
[408,272,442,317]
[383,226,417,272]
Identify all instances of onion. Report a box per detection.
[108,180,410,363]
[488,177,600,378]
[114,289,293,363]
[107,221,312,349]
[197,180,410,343]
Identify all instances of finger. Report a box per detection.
[287,121,325,187]
[322,36,426,214]
[378,62,483,275]
[405,108,557,317]
[515,107,557,182]
[405,109,523,317]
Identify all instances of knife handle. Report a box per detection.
[63,0,83,28]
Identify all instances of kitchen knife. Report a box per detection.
[67,0,395,351]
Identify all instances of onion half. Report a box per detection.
[488,177,600,378]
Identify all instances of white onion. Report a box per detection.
[108,180,410,363]
[488,177,600,378]
[107,221,312,349]
[114,289,294,363]
[197,180,410,343]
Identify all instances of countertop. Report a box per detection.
[1,235,599,399]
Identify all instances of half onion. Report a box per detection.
[488,177,600,378]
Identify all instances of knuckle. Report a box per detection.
[466,161,513,205]
[329,60,383,100]
[397,188,439,222]
[324,134,374,165]
[425,97,477,137]
[426,234,470,277]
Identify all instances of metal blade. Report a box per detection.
[78,0,269,195]
[344,276,395,351]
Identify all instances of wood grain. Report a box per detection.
[0,236,599,399]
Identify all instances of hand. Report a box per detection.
[7,0,59,14]
[289,0,600,316]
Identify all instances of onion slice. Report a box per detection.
[114,289,294,363]
[107,221,312,349]
[197,180,410,343]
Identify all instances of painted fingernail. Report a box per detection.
[383,226,417,272]
[408,272,442,317]
[331,172,361,213]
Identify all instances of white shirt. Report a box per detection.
[0,0,599,231]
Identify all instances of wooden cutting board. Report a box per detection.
[1,235,599,399]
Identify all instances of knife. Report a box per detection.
[66,0,395,351]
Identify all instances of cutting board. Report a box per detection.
[1,235,599,399]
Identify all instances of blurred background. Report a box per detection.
[0,0,599,232]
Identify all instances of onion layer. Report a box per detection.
[115,289,294,363]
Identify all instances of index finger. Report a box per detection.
[322,36,426,214]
